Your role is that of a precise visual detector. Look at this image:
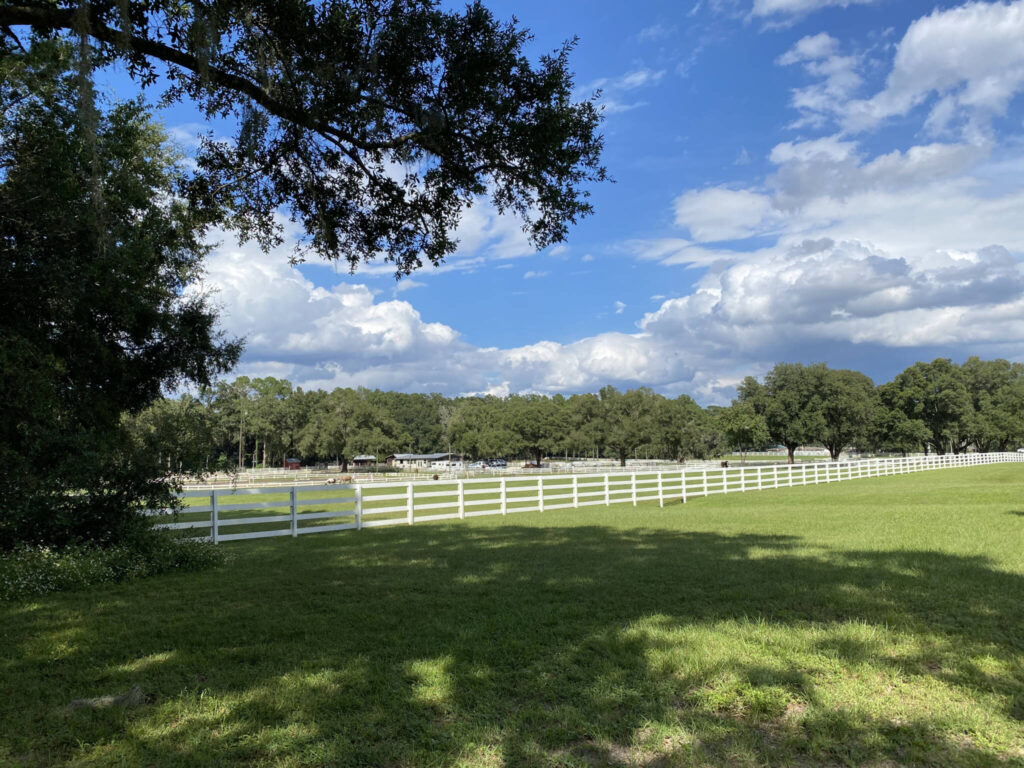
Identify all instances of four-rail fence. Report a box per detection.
[152,451,1023,543]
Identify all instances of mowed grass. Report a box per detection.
[2,466,1023,767]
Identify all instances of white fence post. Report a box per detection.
[631,473,638,506]
[702,468,708,497]
[757,466,763,490]
[210,490,219,544]
[538,477,544,512]
[657,472,664,507]
[572,475,579,508]
[604,474,610,506]
[681,470,687,504]
[723,466,729,494]
[290,486,298,537]
[355,485,363,530]
[458,480,465,520]
[407,482,414,525]
[500,478,507,515]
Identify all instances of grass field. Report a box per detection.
[2,465,1022,767]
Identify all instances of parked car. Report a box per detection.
[468,461,489,469]
[489,458,507,468]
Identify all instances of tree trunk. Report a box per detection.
[787,445,796,464]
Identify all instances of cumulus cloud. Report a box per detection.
[845,0,1024,134]
[673,187,779,242]
[776,1,1024,136]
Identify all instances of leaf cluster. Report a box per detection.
[2,0,606,275]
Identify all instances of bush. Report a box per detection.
[0,530,225,601]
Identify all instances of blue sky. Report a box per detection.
[123,0,1024,403]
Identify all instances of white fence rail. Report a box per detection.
[151,452,1023,544]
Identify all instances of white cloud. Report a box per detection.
[582,67,666,116]
[846,1,1024,135]
[614,300,627,314]
[523,270,548,279]
[776,32,840,65]
[637,23,677,41]
[394,280,426,294]
[751,0,880,20]
[777,34,863,128]
[673,187,779,241]
[778,1,1024,136]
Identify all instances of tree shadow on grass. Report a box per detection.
[2,521,1023,766]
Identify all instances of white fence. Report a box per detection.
[152,452,1023,544]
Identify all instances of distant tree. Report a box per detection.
[872,385,931,456]
[598,387,659,467]
[506,395,566,464]
[250,377,294,467]
[886,360,972,455]
[818,369,877,461]
[295,388,401,470]
[567,393,606,460]
[739,363,825,463]
[127,395,219,475]
[960,357,1024,453]
[452,397,519,460]
[655,395,709,461]
[717,402,770,459]
[211,377,256,469]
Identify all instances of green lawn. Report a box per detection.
[2,466,1023,767]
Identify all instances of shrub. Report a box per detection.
[0,530,225,601]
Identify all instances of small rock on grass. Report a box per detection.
[65,685,145,712]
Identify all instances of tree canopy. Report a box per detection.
[0,44,239,547]
[1,0,606,274]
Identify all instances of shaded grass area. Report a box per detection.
[2,466,1023,767]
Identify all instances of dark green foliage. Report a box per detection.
[133,353,1024,475]
[0,45,240,548]
[0,530,224,600]
[884,359,973,454]
[1,0,606,275]
[716,400,770,456]
[740,363,826,463]
[818,368,877,461]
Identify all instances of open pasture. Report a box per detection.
[2,465,1022,766]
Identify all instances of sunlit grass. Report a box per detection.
[2,465,1022,766]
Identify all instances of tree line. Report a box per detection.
[128,357,1024,474]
